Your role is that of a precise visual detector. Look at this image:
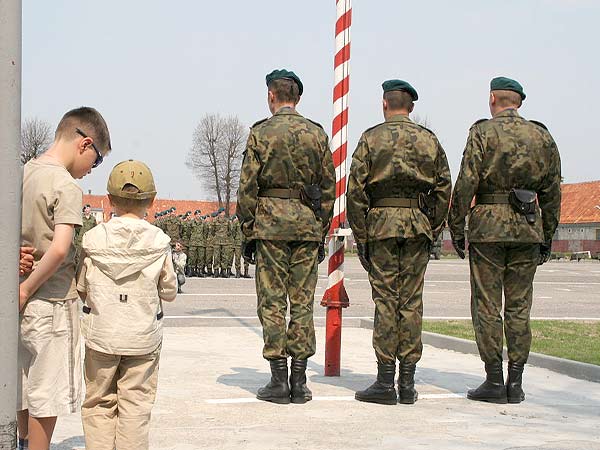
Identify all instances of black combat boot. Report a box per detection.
[290,359,312,404]
[257,359,291,404]
[199,267,206,278]
[235,268,241,278]
[206,267,212,277]
[213,268,220,278]
[243,266,251,278]
[224,268,231,278]
[355,362,397,405]
[507,361,525,404]
[398,363,418,405]
[467,362,507,404]
[185,267,191,277]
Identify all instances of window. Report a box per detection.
[596,229,600,240]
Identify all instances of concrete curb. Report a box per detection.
[358,319,600,383]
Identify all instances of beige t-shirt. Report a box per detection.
[21,157,83,301]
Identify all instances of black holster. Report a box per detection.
[508,189,537,224]
[418,192,436,220]
[300,184,322,217]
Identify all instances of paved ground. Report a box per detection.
[51,327,600,450]
[164,259,600,325]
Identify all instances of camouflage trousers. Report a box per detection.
[188,246,206,270]
[233,244,242,271]
[469,242,539,365]
[205,245,214,271]
[225,245,235,270]
[213,244,232,271]
[368,236,430,365]
[256,240,319,360]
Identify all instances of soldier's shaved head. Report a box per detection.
[491,90,523,108]
[383,90,414,111]
[268,78,300,104]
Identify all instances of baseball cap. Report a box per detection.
[107,160,157,199]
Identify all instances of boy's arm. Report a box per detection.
[19,223,74,310]
[159,252,177,302]
[76,255,89,301]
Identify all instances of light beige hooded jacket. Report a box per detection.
[77,217,177,355]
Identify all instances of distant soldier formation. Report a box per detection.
[152,206,251,279]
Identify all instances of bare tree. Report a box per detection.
[187,114,247,213]
[412,114,431,130]
[220,116,246,214]
[21,117,52,164]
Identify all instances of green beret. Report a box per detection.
[382,79,418,101]
[195,209,201,214]
[266,69,304,96]
[490,77,526,101]
[218,207,225,213]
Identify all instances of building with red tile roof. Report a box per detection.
[83,195,236,223]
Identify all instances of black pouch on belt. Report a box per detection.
[509,189,537,224]
[418,192,436,220]
[300,184,322,216]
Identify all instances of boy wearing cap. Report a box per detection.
[77,160,177,450]
[18,107,111,450]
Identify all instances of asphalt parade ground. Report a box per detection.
[50,259,600,449]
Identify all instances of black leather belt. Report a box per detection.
[370,197,419,208]
[258,188,301,199]
[476,193,510,204]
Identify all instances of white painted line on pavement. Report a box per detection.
[164,315,600,321]
[177,293,257,297]
[205,393,464,404]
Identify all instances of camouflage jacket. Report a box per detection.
[231,221,243,245]
[448,109,561,244]
[205,221,215,247]
[181,220,192,244]
[347,114,452,244]
[237,108,336,242]
[189,220,205,246]
[164,216,181,242]
[213,216,231,244]
[75,214,97,246]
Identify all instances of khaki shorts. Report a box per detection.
[18,298,82,417]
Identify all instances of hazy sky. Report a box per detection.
[22,0,600,200]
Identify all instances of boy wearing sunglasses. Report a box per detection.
[18,107,111,450]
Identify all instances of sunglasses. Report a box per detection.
[75,128,104,168]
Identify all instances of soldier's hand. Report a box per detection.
[318,242,326,264]
[19,246,35,276]
[243,240,257,265]
[356,241,370,272]
[452,238,466,259]
[539,241,552,265]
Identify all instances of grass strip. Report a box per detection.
[422,320,600,366]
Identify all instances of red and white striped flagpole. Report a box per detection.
[321,0,351,377]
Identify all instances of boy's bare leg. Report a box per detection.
[17,410,29,440]
[28,416,57,450]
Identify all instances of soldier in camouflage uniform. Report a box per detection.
[188,210,205,277]
[347,80,452,405]
[237,69,335,404]
[231,215,244,278]
[75,204,98,266]
[181,211,193,275]
[212,208,228,277]
[204,213,216,276]
[448,77,561,404]
[164,207,182,245]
